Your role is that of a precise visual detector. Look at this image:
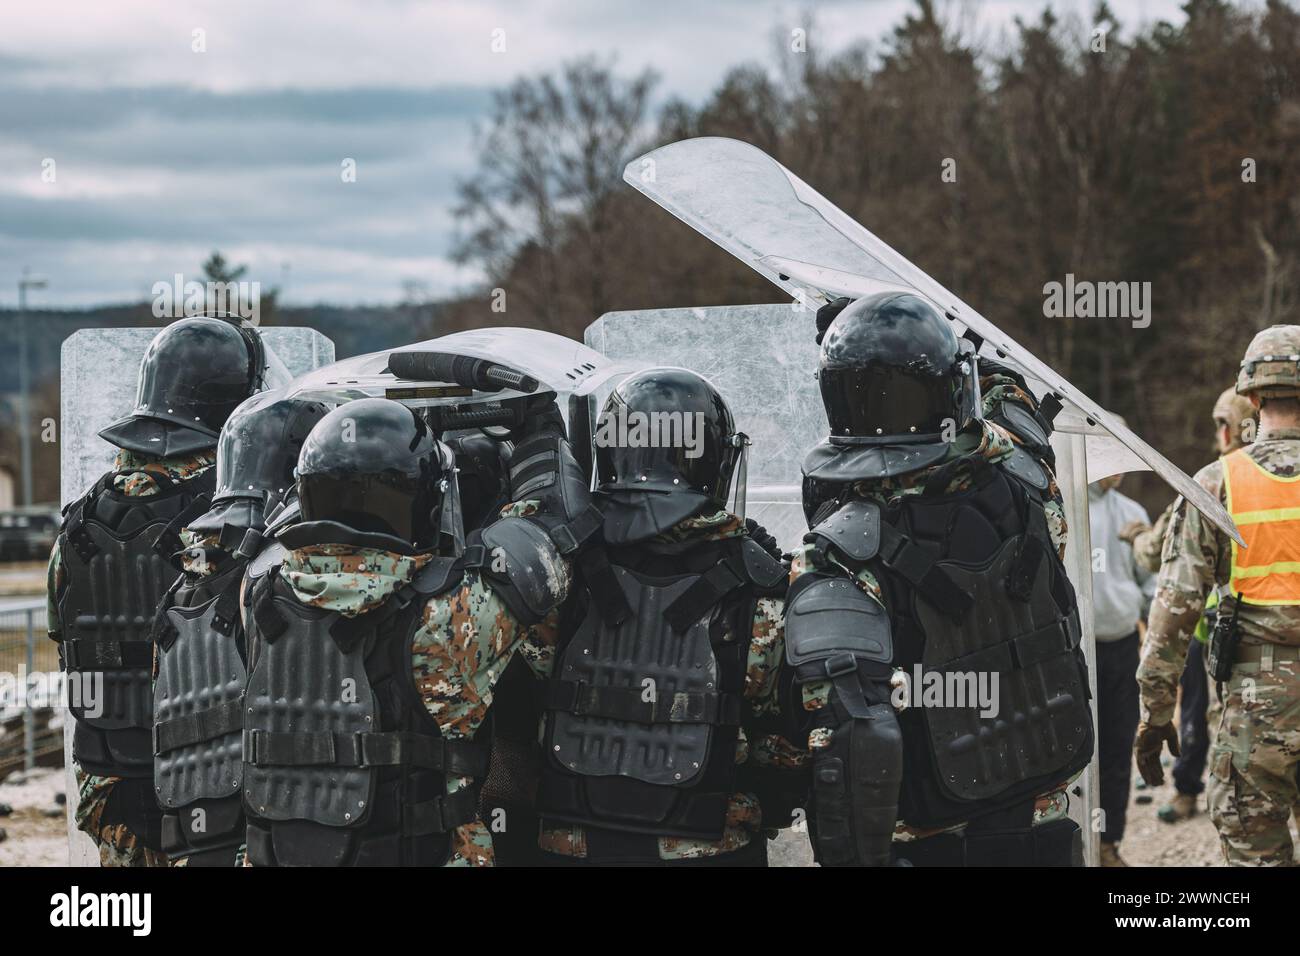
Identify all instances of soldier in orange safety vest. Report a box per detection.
[1136,325,1300,866]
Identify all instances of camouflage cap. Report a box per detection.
[1237,325,1300,397]
[1213,386,1256,451]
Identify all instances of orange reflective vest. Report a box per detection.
[1224,447,1300,605]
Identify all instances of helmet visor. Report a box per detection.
[298,472,424,543]
[820,364,956,439]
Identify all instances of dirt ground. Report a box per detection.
[0,767,69,867]
[0,760,1262,868]
[1117,762,1225,867]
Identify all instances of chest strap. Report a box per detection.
[578,545,632,626]
[153,491,214,564]
[154,697,245,755]
[663,553,748,633]
[540,680,743,726]
[244,729,489,777]
[877,521,972,620]
[936,614,1079,676]
[62,637,154,669]
[407,787,482,835]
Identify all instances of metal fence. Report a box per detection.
[0,599,64,776]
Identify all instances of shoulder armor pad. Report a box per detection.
[992,400,1051,449]
[1000,446,1049,491]
[807,499,881,562]
[245,539,286,582]
[740,538,787,591]
[409,555,463,599]
[479,516,568,624]
[803,439,950,484]
[785,576,892,680]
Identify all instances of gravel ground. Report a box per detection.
[0,767,68,867]
[1115,762,1225,867]
[0,760,1280,868]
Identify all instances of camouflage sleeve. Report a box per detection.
[979,368,1040,419]
[1136,464,1222,726]
[1130,502,1173,576]
[74,769,168,868]
[411,570,560,866]
[746,597,785,717]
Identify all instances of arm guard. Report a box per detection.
[477,516,570,625]
[785,575,902,866]
[506,399,590,526]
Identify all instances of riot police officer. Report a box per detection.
[531,367,802,866]
[239,395,582,865]
[48,315,272,866]
[786,292,1092,866]
[151,388,328,866]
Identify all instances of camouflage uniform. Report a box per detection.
[49,448,215,868]
[260,498,569,867]
[1126,388,1256,773]
[1136,429,1300,865]
[787,371,1079,850]
[535,511,808,862]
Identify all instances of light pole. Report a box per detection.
[17,268,48,507]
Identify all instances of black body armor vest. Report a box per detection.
[536,533,786,858]
[152,550,252,866]
[808,456,1092,830]
[55,468,215,780]
[241,557,490,866]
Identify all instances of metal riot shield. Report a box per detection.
[59,326,335,866]
[606,136,1238,867]
[622,136,1239,544]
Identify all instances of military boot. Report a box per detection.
[1156,793,1198,823]
[1099,842,1129,867]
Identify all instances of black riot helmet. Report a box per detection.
[818,292,977,444]
[98,316,268,456]
[186,389,330,542]
[288,398,453,554]
[594,368,746,543]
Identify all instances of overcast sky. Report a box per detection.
[1,0,1190,308]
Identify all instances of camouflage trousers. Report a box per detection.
[74,769,169,868]
[1207,656,1300,866]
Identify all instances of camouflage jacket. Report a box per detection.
[269,500,570,867]
[54,448,215,869]
[535,510,808,862]
[788,373,1075,840]
[1137,424,1300,726]
[1130,499,1173,576]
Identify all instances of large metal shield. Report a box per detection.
[285,327,638,417]
[623,136,1239,544]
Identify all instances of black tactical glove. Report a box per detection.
[744,518,782,560]
[815,296,852,345]
[516,392,566,441]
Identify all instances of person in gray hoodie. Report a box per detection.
[1088,475,1156,866]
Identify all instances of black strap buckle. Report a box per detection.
[824,653,860,679]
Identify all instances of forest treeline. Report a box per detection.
[444,0,1300,503]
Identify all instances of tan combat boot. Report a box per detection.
[1100,841,1129,867]
[1157,793,1198,823]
